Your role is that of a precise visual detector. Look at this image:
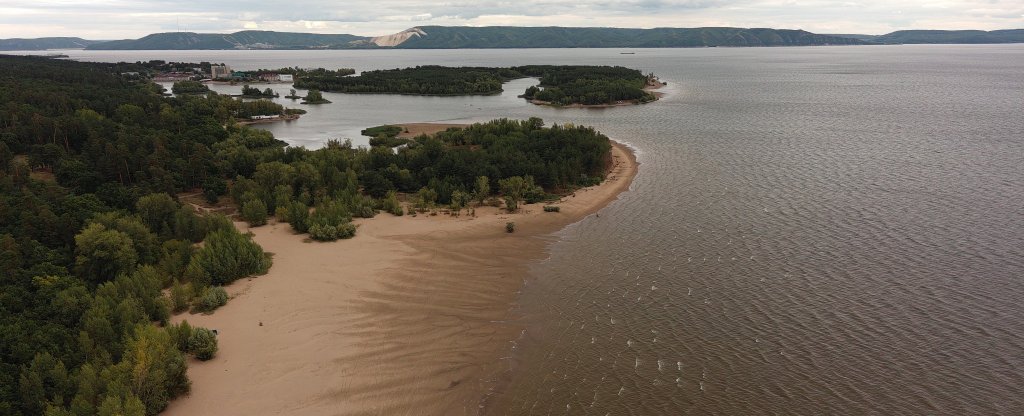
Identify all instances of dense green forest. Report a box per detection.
[516,65,657,106]
[293,64,656,105]
[294,66,519,95]
[0,55,613,414]
[0,55,275,415]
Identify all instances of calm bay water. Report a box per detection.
[23,45,1024,414]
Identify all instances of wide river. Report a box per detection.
[20,45,1024,414]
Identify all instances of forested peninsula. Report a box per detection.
[0,55,615,415]
[295,65,661,106]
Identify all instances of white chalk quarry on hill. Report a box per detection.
[371,27,426,47]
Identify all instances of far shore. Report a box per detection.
[164,125,639,415]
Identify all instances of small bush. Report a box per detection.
[188,328,218,361]
[381,190,404,216]
[308,222,356,241]
[274,206,289,220]
[193,286,228,313]
[506,222,516,233]
[241,199,268,226]
[543,205,560,212]
[168,320,193,352]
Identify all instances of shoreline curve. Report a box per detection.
[164,130,638,415]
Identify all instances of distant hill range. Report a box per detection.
[0,37,103,50]
[831,29,1024,44]
[2,27,1021,50]
[74,27,870,50]
[90,31,369,50]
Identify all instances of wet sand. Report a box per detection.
[164,138,638,415]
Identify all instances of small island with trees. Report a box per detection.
[293,64,662,107]
[240,84,279,98]
[301,89,331,104]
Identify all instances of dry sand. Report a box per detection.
[164,137,638,416]
[394,123,469,138]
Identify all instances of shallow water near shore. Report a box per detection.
[29,45,1024,414]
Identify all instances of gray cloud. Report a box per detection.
[0,0,1020,38]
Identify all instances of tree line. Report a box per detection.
[0,55,273,415]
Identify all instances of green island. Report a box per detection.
[239,84,279,98]
[170,80,209,94]
[361,125,409,147]
[301,89,331,104]
[293,65,660,106]
[0,54,613,414]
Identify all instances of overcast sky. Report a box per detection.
[1,0,1021,39]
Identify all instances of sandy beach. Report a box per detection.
[164,132,638,415]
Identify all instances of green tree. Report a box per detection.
[135,193,179,237]
[241,199,268,226]
[499,176,532,212]
[184,227,270,287]
[285,201,310,233]
[474,176,490,204]
[302,89,330,104]
[74,223,138,283]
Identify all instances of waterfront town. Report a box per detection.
[152,63,295,83]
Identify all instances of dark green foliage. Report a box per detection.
[240,84,278,98]
[368,136,411,148]
[307,199,356,241]
[184,227,271,287]
[516,65,655,106]
[241,199,268,226]
[170,81,208,94]
[543,205,560,212]
[235,99,283,118]
[74,223,138,283]
[285,201,310,233]
[0,55,266,415]
[506,222,515,233]
[360,125,404,138]
[295,65,518,95]
[187,328,218,361]
[301,89,331,104]
[135,194,179,237]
